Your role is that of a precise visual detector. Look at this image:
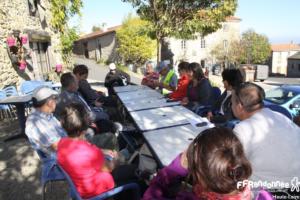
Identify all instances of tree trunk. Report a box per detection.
[156,37,162,65]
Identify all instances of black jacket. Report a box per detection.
[104,69,131,95]
[211,90,236,123]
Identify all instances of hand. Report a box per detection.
[102,149,118,158]
[181,97,189,106]
[152,80,161,87]
[207,111,213,121]
[97,91,105,96]
[102,149,118,172]
[180,150,188,169]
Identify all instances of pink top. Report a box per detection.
[57,138,114,198]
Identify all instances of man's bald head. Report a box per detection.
[233,82,265,113]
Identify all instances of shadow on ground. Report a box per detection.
[0,120,69,200]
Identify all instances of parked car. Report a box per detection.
[264,85,300,118]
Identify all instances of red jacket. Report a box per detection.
[169,74,190,101]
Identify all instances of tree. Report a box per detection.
[91,23,107,32]
[60,27,79,62]
[50,0,83,33]
[240,29,271,64]
[50,0,82,63]
[92,26,102,32]
[122,0,237,62]
[116,15,156,67]
[210,30,271,67]
[210,39,245,67]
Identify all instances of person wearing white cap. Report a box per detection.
[25,86,67,157]
[104,63,131,96]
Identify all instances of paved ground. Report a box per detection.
[0,119,69,200]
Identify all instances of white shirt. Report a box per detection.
[234,108,300,185]
[220,90,231,115]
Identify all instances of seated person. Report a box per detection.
[143,127,272,200]
[232,82,300,187]
[104,63,131,96]
[181,63,213,111]
[25,86,67,157]
[168,61,190,101]
[141,61,159,89]
[55,72,109,121]
[153,60,178,95]
[207,68,243,124]
[73,64,113,106]
[57,103,115,198]
[73,64,120,120]
[58,103,140,199]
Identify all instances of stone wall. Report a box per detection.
[73,32,119,63]
[0,0,63,89]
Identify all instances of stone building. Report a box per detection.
[162,16,241,69]
[74,17,240,71]
[0,0,63,88]
[270,43,300,76]
[73,26,121,63]
[287,51,300,77]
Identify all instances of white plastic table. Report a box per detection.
[123,98,180,112]
[143,123,213,166]
[117,89,163,102]
[114,85,151,93]
[0,94,32,141]
[129,105,210,131]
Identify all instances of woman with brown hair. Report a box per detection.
[143,127,273,200]
[181,62,213,111]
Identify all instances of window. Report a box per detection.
[223,24,229,32]
[201,37,206,48]
[223,40,228,49]
[265,88,298,105]
[28,0,38,16]
[181,40,186,50]
[30,42,51,75]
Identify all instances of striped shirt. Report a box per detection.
[25,109,67,157]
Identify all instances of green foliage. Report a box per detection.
[60,27,79,62]
[92,23,107,32]
[50,0,83,33]
[116,15,156,67]
[240,29,271,64]
[211,30,271,66]
[210,39,244,66]
[122,0,237,61]
[116,64,129,72]
[92,26,102,32]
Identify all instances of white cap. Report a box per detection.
[32,86,58,103]
[109,63,116,70]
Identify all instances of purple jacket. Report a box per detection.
[143,154,274,200]
[143,154,198,200]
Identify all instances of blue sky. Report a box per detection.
[70,0,300,44]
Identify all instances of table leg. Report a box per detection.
[4,103,27,142]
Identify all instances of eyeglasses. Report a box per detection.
[234,82,264,108]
